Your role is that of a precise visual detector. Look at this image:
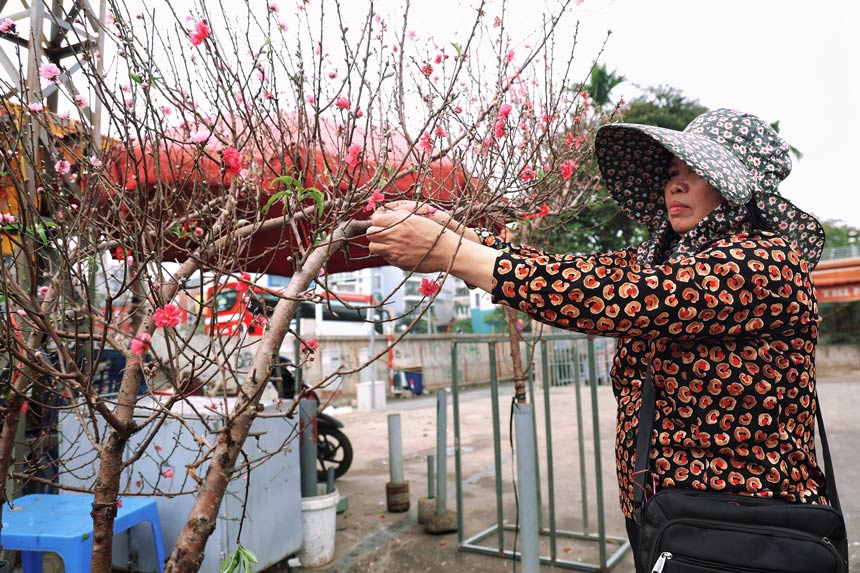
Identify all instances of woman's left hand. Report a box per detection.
[367,206,459,273]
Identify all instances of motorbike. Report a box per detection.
[270,357,353,481]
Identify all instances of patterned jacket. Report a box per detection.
[487,229,827,518]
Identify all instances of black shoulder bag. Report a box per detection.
[633,370,849,573]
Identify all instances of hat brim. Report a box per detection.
[596,123,756,227]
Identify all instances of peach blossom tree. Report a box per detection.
[0,0,609,570]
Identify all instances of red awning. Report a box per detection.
[106,114,470,276]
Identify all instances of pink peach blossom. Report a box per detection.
[519,165,536,182]
[189,129,211,144]
[130,332,151,356]
[39,63,61,83]
[188,20,209,46]
[301,339,319,354]
[344,143,362,168]
[365,189,385,212]
[152,304,182,328]
[54,160,71,175]
[418,278,439,297]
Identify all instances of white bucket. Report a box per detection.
[299,488,340,568]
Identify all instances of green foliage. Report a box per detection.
[769,120,803,160]
[220,545,258,573]
[622,85,708,130]
[481,307,505,332]
[820,219,859,249]
[452,318,473,333]
[586,64,626,108]
[264,175,324,218]
[819,301,860,345]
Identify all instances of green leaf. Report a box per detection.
[271,175,300,188]
[220,552,239,573]
[238,546,258,563]
[81,533,90,541]
[306,188,325,218]
[221,545,257,573]
[452,43,462,58]
[130,73,143,84]
[262,190,291,213]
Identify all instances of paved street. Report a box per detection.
[282,372,860,573]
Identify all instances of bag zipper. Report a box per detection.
[648,489,840,513]
[649,518,845,572]
[650,551,671,573]
[665,553,789,573]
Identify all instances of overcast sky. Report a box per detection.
[375,0,860,228]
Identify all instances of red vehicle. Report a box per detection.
[203,281,388,338]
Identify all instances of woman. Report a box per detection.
[367,109,828,571]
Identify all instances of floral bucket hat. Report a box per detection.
[594,108,825,269]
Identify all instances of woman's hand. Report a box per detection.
[383,200,480,243]
[367,207,458,273]
[367,204,500,292]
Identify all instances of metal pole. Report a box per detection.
[435,390,447,515]
[514,403,540,573]
[370,269,377,410]
[573,341,589,530]
[388,414,404,483]
[300,398,318,497]
[527,365,543,532]
[587,338,607,567]
[541,341,558,561]
[451,341,464,541]
[489,342,505,551]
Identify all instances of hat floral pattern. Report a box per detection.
[595,109,825,269]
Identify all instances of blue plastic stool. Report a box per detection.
[1,494,166,573]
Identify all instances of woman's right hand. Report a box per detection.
[367,205,499,292]
[384,200,479,243]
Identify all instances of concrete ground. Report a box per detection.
[286,372,860,573]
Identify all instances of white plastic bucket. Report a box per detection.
[299,488,340,568]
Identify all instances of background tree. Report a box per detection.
[587,63,625,108]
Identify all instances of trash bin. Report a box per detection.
[403,369,423,395]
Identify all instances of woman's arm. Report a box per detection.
[367,207,500,291]
[490,233,814,340]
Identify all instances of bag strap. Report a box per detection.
[631,368,841,515]
[632,369,655,515]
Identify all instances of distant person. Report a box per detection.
[367,109,831,572]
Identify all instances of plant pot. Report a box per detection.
[299,488,339,568]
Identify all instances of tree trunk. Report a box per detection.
[89,365,145,572]
[164,222,357,572]
[503,306,528,403]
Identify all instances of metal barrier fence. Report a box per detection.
[450,333,630,571]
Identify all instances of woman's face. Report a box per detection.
[663,157,724,234]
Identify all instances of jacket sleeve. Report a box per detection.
[474,227,595,261]
[490,233,816,341]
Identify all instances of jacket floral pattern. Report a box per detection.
[487,229,827,518]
